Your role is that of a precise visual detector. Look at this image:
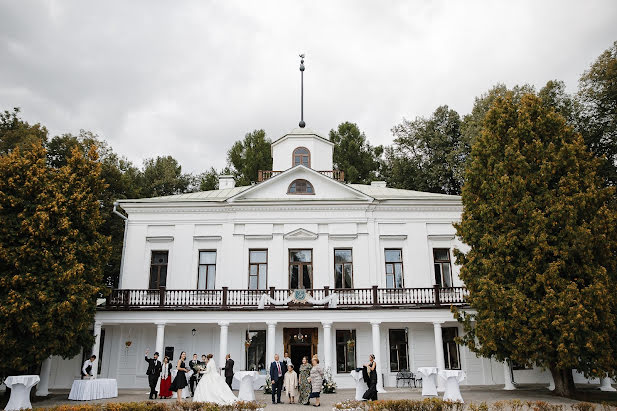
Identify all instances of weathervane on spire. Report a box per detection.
[299,53,306,128]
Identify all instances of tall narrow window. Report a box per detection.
[293,147,311,167]
[289,249,312,289]
[249,249,268,290]
[334,249,353,288]
[384,249,404,288]
[246,330,266,371]
[389,329,409,372]
[434,248,453,287]
[149,251,168,289]
[198,251,216,290]
[442,327,461,369]
[336,330,356,373]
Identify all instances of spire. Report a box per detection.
[299,53,306,128]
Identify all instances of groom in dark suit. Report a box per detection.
[269,354,287,404]
[144,349,162,399]
[223,354,234,389]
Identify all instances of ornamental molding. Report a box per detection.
[193,235,222,241]
[427,234,455,241]
[328,234,358,240]
[146,236,174,243]
[379,234,408,241]
[124,205,462,215]
[284,228,318,240]
[243,234,274,240]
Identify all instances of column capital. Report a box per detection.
[433,321,444,328]
[370,320,382,326]
[155,321,167,327]
[94,320,103,328]
[218,321,230,327]
[321,320,333,327]
[266,321,277,327]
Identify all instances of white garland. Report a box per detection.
[257,291,338,309]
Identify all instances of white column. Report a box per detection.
[36,357,52,396]
[433,322,445,392]
[218,321,230,372]
[600,376,616,391]
[91,321,103,376]
[267,321,277,365]
[371,320,386,393]
[547,371,555,391]
[322,321,333,373]
[155,322,166,358]
[503,361,515,390]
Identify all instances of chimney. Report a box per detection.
[371,181,387,188]
[218,175,236,189]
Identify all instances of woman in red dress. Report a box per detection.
[159,356,173,398]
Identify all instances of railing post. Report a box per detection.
[372,285,379,307]
[124,290,129,309]
[222,287,228,309]
[258,170,263,182]
[324,286,329,296]
[106,287,113,306]
[434,284,441,307]
[269,286,276,309]
[159,286,166,307]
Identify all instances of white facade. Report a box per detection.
[44,126,584,392]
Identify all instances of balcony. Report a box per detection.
[258,170,345,182]
[102,286,468,310]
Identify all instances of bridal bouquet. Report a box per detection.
[192,363,206,373]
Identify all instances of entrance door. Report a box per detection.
[283,328,318,371]
[289,249,313,289]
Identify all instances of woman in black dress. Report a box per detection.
[170,351,189,402]
[362,354,378,401]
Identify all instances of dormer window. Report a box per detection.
[293,147,310,168]
[288,179,314,195]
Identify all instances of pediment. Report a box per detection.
[227,166,374,203]
[284,228,319,240]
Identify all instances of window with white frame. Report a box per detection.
[442,327,461,369]
[433,248,453,287]
[249,249,267,290]
[385,249,404,288]
[197,250,216,290]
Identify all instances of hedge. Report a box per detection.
[333,399,614,411]
[34,401,265,411]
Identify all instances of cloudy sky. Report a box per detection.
[1,1,616,173]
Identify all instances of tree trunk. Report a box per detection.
[550,367,576,398]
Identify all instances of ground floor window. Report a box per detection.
[442,327,461,369]
[246,330,266,371]
[336,329,356,373]
[389,329,408,372]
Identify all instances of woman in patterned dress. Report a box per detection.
[298,356,312,405]
[308,357,324,407]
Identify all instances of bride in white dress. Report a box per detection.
[193,354,237,404]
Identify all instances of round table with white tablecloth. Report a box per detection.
[233,371,260,401]
[350,369,369,400]
[417,367,438,397]
[438,369,466,402]
[4,375,40,410]
[170,369,192,399]
[68,378,118,401]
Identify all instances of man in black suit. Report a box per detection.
[144,349,162,399]
[269,354,287,404]
[188,354,199,396]
[223,354,234,389]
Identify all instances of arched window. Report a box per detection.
[293,147,311,167]
[288,179,314,195]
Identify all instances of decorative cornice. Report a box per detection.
[428,234,455,241]
[284,228,318,240]
[243,234,274,240]
[146,236,174,243]
[379,234,408,241]
[193,235,222,241]
[328,234,358,240]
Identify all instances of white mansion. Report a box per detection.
[39,126,610,393]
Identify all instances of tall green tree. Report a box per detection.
[141,155,192,197]
[454,93,617,397]
[384,106,464,194]
[329,122,383,184]
[0,143,111,378]
[0,107,48,155]
[578,41,617,185]
[227,129,272,186]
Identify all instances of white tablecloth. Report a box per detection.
[68,378,118,401]
[417,367,438,396]
[234,371,259,401]
[5,375,40,410]
[439,370,466,402]
[350,370,369,400]
[171,370,191,399]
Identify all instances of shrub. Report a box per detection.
[571,403,596,411]
[333,398,464,411]
[35,401,266,411]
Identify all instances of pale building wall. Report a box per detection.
[272,136,333,171]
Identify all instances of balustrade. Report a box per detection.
[104,285,466,310]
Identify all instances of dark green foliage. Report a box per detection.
[329,122,383,183]
[227,129,272,186]
[454,92,617,397]
[0,107,48,155]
